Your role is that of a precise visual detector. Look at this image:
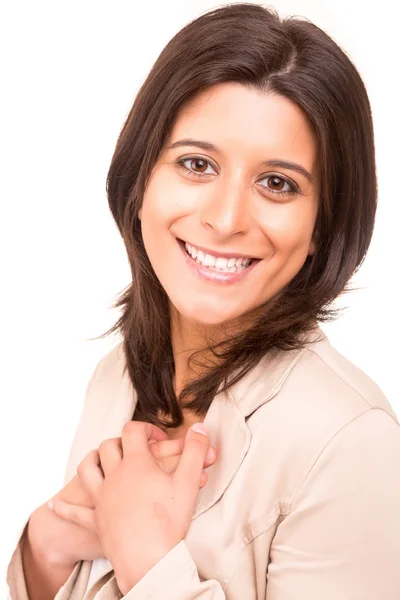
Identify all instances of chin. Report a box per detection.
[174,301,243,328]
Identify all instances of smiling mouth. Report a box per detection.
[178,238,259,265]
[178,238,261,277]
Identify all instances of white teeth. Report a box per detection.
[184,241,252,269]
[203,253,216,267]
[215,257,227,269]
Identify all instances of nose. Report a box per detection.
[199,177,252,238]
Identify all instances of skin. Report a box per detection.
[139,82,319,419]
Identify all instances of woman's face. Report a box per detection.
[139,82,319,328]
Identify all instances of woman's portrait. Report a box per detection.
[3,1,400,599]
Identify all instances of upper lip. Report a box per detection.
[180,238,259,260]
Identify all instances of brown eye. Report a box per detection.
[194,158,208,172]
[177,156,215,178]
[189,158,208,173]
[260,174,297,197]
[267,176,286,191]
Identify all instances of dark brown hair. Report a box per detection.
[97,3,377,430]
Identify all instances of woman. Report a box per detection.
[7,3,400,599]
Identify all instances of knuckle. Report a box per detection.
[150,442,161,459]
[175,438,185,453]
[91,449,100,461]
[122,421,137,436]
[98,439,109,454]
[78,450,98,475]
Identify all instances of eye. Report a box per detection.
[259,175,298,197]
[176,156,216,178]
[177,156,215,177]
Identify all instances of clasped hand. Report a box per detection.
[49,420,217,594]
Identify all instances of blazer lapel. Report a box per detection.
[191,326,326,519]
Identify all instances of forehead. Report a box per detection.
[169,82,316,169]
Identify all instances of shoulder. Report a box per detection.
[248,330,400,503]
[305,333,393,411]
[63,341,132,484]
[82,340,133,420]
[279,331,398,424]
[87,341,126,388]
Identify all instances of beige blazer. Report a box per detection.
[7,327,400,599]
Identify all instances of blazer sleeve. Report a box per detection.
[266,407,400,600]
[102,539,227,599]
[6,358,103,600]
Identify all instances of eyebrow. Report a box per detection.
[166,138,315,184]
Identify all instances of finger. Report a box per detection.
[122,421,166,457]
[49,498,97,532]
[77,450,104,501]
[98,438,123,475]
[200,470,207,488]
[148,438,185,461]
[57,474,95,508]
[149,438,217,468]
[204,446,217,466]
[175,424,210,500]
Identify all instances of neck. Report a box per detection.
[169,307,222,400]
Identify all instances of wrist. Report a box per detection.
[112,540,173,595]
[26,504,78,569]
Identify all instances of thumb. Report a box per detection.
[175,423,210,494]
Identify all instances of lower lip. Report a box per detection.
[178,239,260,285]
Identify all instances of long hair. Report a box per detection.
[96,3,377,430]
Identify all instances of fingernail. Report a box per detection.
[48,500,54,511]
[206,447,214,461]
[191,422,208,436]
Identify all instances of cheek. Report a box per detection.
[142,171,195,227]
[260,202,316,254]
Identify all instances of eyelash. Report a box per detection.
[176,156,299,198]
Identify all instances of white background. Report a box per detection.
[1,0,399,593]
